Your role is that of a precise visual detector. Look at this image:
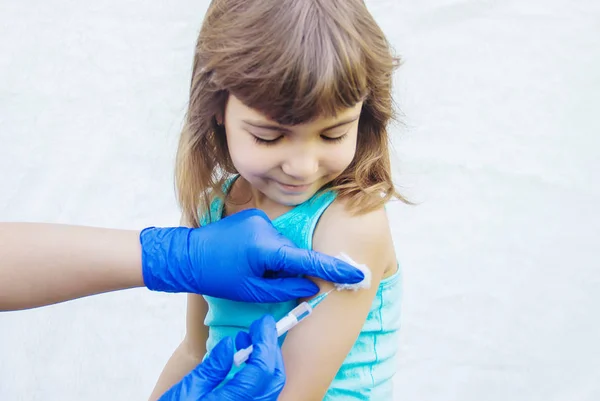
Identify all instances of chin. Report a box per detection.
[271,192,314,207]
[271,185,322,205]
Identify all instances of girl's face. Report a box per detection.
[223,94,362,207]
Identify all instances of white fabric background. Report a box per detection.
[1,1,598,400]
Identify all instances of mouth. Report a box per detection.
[276,181,314,193]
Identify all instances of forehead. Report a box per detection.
[226,94,363,128]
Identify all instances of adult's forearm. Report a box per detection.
[0,223,144,311]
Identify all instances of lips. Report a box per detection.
[276,181,313,193]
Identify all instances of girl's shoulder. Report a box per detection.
[314,196,398,278]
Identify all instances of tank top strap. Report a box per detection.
[198,175,338,250]
[198,176,238,226]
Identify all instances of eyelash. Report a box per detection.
[252,133,348,146]
[251,136,279,146]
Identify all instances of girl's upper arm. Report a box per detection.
[278,202,397,401]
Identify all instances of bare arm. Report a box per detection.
[148,215,210,400]
[0,223,143,311]
[148,293,210,400]
[278,202,397,400]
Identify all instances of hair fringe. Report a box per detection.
[175,0,410,225]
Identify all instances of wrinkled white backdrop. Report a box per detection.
[1,1,599,400]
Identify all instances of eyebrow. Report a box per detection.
[242,115,360,133]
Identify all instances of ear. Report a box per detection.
[216,91,231,126]
[215,112,224,126]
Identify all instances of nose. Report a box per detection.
[281,148,319,181]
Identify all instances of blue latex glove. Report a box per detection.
[140,208,364,302]
[158,315,285,401]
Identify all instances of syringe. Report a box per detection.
[233,289,334,367]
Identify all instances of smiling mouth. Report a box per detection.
[276,181,313,192]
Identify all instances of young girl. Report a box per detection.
[150,0,405,399]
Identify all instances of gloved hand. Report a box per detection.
[140,208,364,302]
[158,315,285,401]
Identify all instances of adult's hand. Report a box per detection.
[141,208,364,302]
[158,315,285,401]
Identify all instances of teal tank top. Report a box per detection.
[199,177,402,400]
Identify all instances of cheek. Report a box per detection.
[324,138,357,173]
[226,130,275,174]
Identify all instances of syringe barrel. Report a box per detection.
[233,345,254,367]
[233,302,314,367]
[276,313,298,336]
[289,301,313,322]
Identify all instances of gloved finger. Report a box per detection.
[235,331,252,351]
[275,246,365,284]
[259,233,301,279]
[248,315,286,397]
[272,329,286,389]
[249,314,277,342]
[210,316,280,399]
[188,336,235,398]
[247,315,278,371]
[244,277,319,302]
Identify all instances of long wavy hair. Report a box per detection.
[175,0,408,226]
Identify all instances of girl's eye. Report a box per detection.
[251,131,348,145]
[252,135,282,146]
[321,133,348,143]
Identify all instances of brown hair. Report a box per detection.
[176,0,408,227]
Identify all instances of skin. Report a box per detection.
[150,94,398,400]
[0,223,143,311]
[223,95,362,214]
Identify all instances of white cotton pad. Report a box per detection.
[334,252,372,291]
